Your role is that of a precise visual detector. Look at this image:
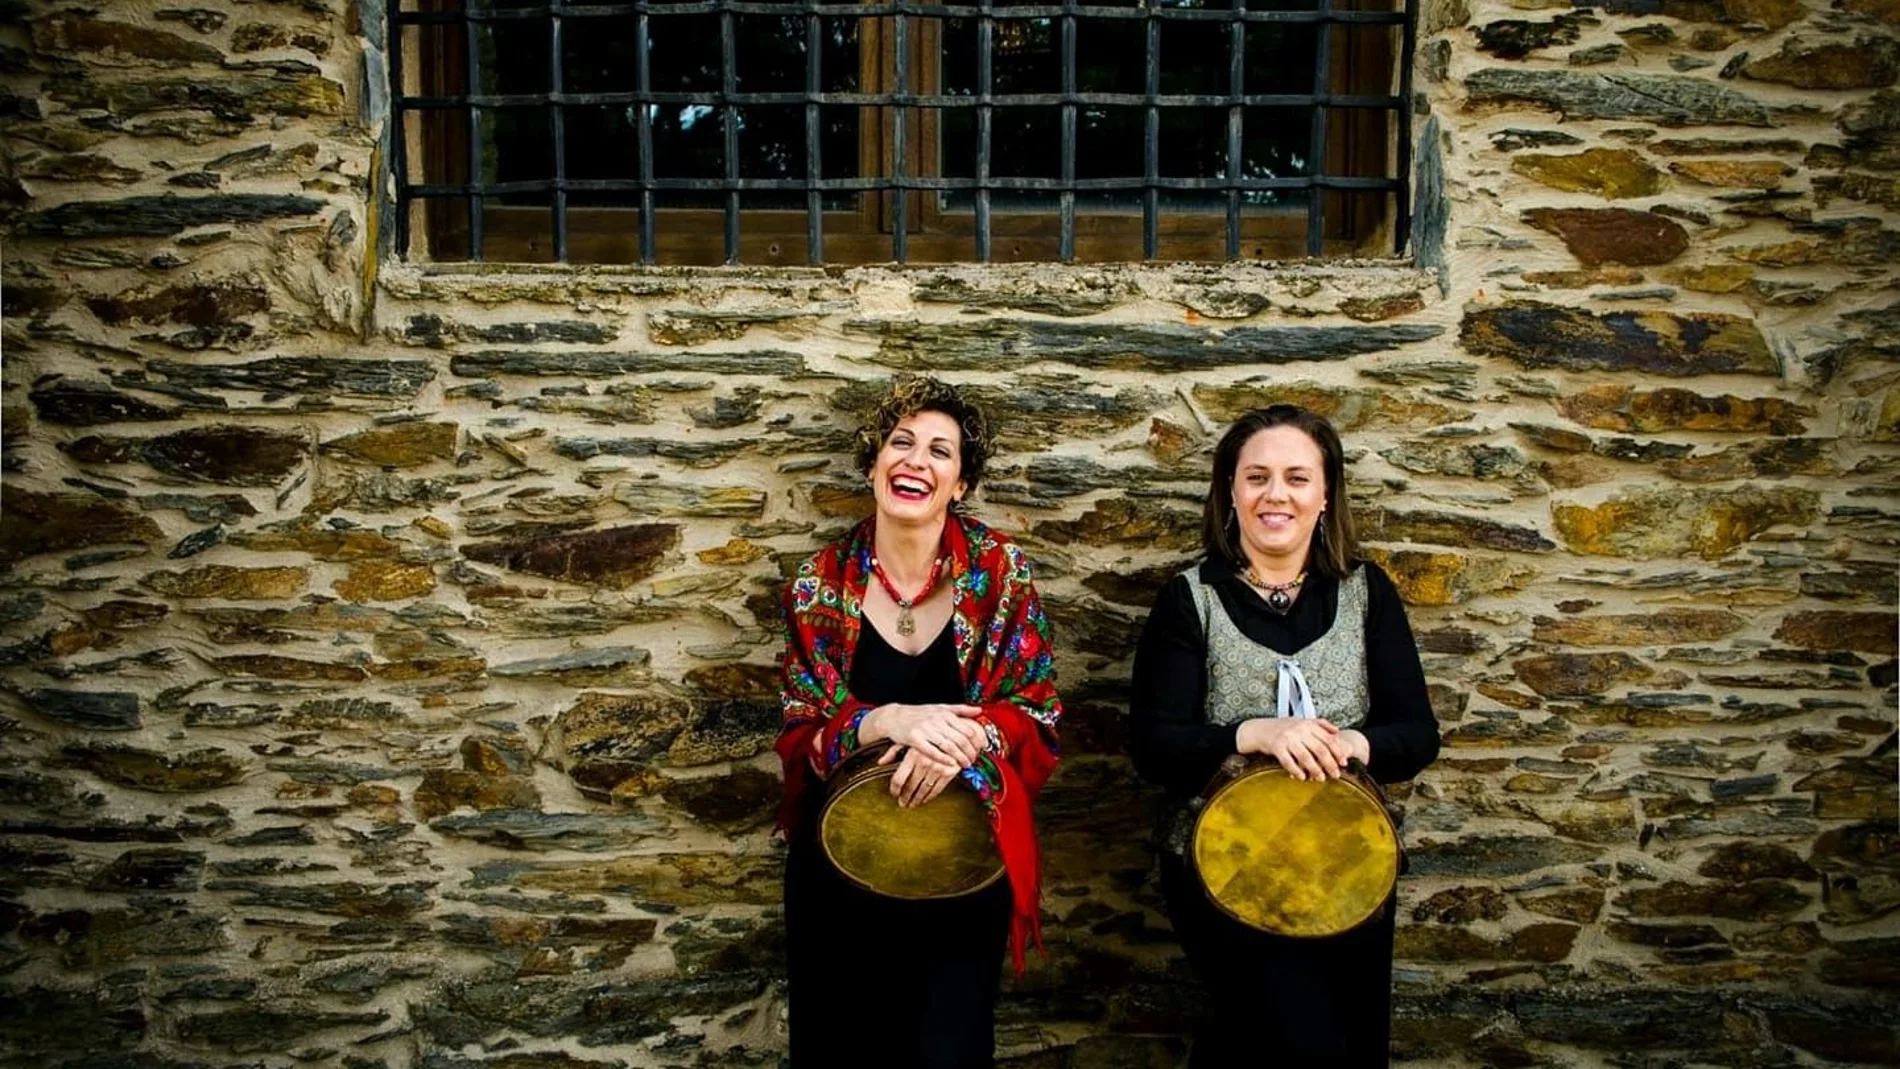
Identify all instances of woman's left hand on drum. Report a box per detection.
[880,745,965,808]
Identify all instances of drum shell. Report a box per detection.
[1189,754,1402,937]
[817,742,1005,900]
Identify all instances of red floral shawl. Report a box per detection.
[776,512,1063,973]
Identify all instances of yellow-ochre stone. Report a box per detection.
[334,560,436,603]
[143,565,308,600]
[1512,148,1664,199]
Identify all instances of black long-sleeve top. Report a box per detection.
[1129,559,1441,802]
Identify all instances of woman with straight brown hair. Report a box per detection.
[1129,403,1440,1067]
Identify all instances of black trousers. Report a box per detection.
[784,821,1011,1069]
[1160,853,1396,1069]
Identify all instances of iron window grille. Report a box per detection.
[390,0,1417,265]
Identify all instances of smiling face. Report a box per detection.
[1231,424,1328,573]
[871,409,967,526]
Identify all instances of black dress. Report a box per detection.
[783,621,1012,1069]
[1129,561,1441,1069]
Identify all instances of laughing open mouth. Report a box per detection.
[890,475,933,501]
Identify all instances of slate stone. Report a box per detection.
[1466,68,1774,126]
[490,647,652,685]
[24,689,141,731]
[0,983,146,1053]
[1511,147,1664,198]
[59,743,248,792]
[1773,611,1897,654]
[660,767,782,833]
[1409,835,1602,876]
[430,810,665,852]
[1616,879,1810,919]
[87,279,268,327]
[14,193,325,238]
[450,349,807,378]
[88,847,204,891]
[1743,35,1900,90]
[320,422,458,468]
[64,425,307,485]
[175,1004,387,1054]
[463,524,681,589]
[0,489,164,565]
[114,356,435,403]
[206,879,434,918]
[844,318,1444,371]
[1461,302,1776,377]
[1553,486,1818,559]
[28,381,176,426]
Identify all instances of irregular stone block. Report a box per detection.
[430,810,665,852]
[1698,841,1818,881]
[1512,147,1664,198]
[491,646,652,685]
[1360,508,1557,553]
[0,983,147,1052]
[1773,610,1897,653]
[1523,207,1689,266]
[22,689,140,731]
[413,769,541,821]
[1615,878,1810,919]
[206,879,434,918]
[1361,548,1538,606]
[175,1003,387,1054]
[211,654,369,682]
[1463,302,1775,377]
[463,523,680,589]
[1532,609,1747,645]
[1193,382,1471,429]
[89,847,205,891]
[1033,497,1200,551]
[450,349,806,378]
[612,482,768,518]
[333,560,436,603]
[1515,652,1654,696]
[845,317,1444,371]
[28,381,177,425]
[1671,159,1796,188]
[1743,35,1900,89]
[1466,68,1774,127]
[88,278,268,327]
[15,192,325,238]
[1517,886,1605,922]
[0,489,163,566]
[144,565,307,600]
[59,742,248,792]
[470,853,784,906]
[320,422,458,468]
[1554,486,1818,559]
[32,15,224,62]
[1556,384,1811,434]
[660,766,781,832]
[1473,13,1588,58]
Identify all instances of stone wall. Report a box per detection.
[1,0,1896,1066]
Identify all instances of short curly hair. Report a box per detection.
[853,375,991,498]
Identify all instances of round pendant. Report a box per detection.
[1266,588,1291,614]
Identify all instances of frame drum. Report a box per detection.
[818,743,1005,899]
[1190,755,1401,937]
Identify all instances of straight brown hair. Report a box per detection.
[1200,404,1359,580]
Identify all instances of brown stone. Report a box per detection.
[554,691,696,794]
[1556,384,1811,434]
[1773,611,1896,653]
[1536,800,1638,842]
[1512,148,1664,199]
[1658,438,1834,482]
[1665,264,1756,293]
[143,565,307,600]
[1698,842,1818,882]
[682,663,779,702]
[1553,487,1819,560]
[1146,417,1201,466]
[18,153,143,185]
[1395,923,1578,962]
[1507,773,1570,794]
[75,425,308,486]
[660,767,782,832]
[1361,548,1538,606]
[320,422,458,468]
[1532,610,1747,646]
[1523,208,1691,266]
[1670,159,1796,188]
[1477,682,1544,710]
[0,489,163,565]
[413,769,541,821]
[82,600,172,629]
[230,22,332,56]
[1515,652,1654,696]
[1082,562,1197,609]
[333,561,437,603]
[1615,879,1810,919]
[1033,496,1201,551]
[1412,886,1510,923]
[1519,886,1605,922]
[463,524,681,589]
[1339,293,1426,322]
[60,742,248,792]
[212,655,369,682]
[1463,303,1775,377]
[86,279,269,327]
[1743,36,1900,90]
[1818,170,1900,211]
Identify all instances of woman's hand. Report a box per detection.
[1237,717,1352,781]
[881,745,964,808]
[861,703,988,768]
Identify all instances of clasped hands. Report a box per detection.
[861,703,987,808]
[1237,717,1371,781]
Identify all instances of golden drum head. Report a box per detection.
[818,763,1003,899]
[1191,765,1399,937]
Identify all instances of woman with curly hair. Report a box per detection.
[775,375,1063,1068]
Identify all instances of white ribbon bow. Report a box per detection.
[1275,658,1316,720]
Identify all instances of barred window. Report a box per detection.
[391,0,1415,265]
